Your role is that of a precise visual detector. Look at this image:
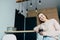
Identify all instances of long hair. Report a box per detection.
[37,12,48,24]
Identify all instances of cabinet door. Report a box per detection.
[14,33,24,40]
[25,17,37,40]
[14,9,24,40]
[26,17,37,30]
[15,9,24,30]
[25,32,37,40]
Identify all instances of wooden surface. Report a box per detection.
[5,30,35,33]
[16,0,24,3]
[27,8,59,25]
[16,0,28,3]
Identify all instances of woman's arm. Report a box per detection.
[42,19,60,36]
[53,19,60,35]
[34,25,40,33]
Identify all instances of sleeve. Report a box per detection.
[34,25,41,33]
[45,19,60,36]
[53,19,60,35]
[42,19,60,37]
[53,19,60,31]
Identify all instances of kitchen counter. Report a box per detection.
[5,30,35,33]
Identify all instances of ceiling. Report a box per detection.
[16,0,60,17]
[16,0,59,10]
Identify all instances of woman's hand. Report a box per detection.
[39,31,47,36]
[39,32,43,35]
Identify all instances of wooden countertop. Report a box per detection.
[5,30,35,33]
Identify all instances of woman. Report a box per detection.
[34,13,60,40]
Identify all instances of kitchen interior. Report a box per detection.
[0,0,60,40]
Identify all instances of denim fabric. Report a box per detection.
[43,36,56,40]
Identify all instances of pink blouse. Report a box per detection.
[35,19,60,39]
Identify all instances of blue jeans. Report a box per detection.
[43,36,56,40]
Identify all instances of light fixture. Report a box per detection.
[26,9,28,11]
[26,1,28,13]
[35,7,37,12]
[21,10,23,13]
[39,0,41,3]
[21,2,23,13]
[35,0,38,12]
[39,0,41,5]
[30,3,32,7]
[19,12,21,14]
[18,3,21,14]
[26,8,28,13]
[30,0,32,7]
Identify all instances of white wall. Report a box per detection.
[0,0,16,40]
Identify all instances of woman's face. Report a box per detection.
[38,13,47,21]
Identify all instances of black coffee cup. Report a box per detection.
[39,29,43,32]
